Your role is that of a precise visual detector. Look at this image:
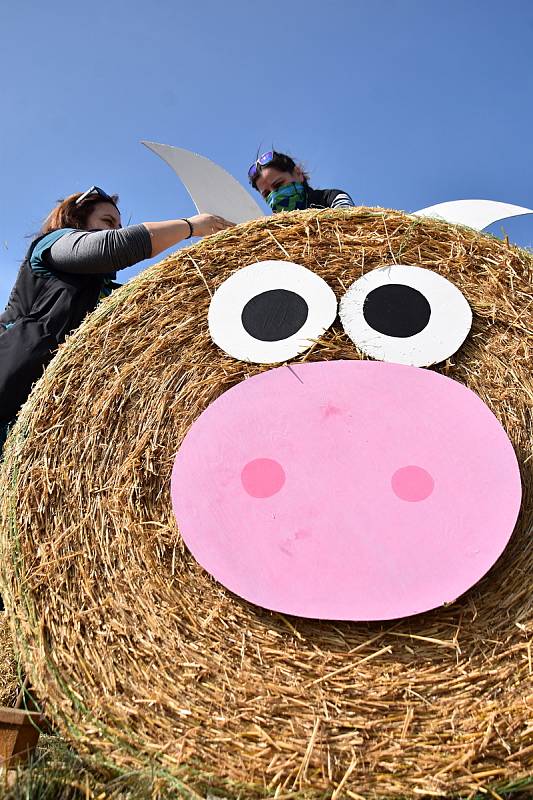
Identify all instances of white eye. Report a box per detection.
[339,265,472,367]
[208,260,337,364]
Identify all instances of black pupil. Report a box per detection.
[363,284,431,338]
[241,289,309,342]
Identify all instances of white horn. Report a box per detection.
[142,141,266,225]
[413,199,533,231]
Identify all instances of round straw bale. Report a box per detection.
[1,208,532,798]
[0,611,19,706]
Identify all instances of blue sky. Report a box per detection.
[1,0,532,307]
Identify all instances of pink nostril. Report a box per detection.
[391,465,434,502]
[241,458,286,498]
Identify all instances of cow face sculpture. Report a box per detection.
[1,205,531,798]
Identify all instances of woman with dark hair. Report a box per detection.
[247,151,355,213]
[0,187,233,450]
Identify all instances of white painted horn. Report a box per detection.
[142,141,266,225]
[413,199,533,231]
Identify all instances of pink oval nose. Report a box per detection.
[171,361,521,620]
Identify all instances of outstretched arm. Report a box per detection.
[45,213,234,274]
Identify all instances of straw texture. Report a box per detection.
[0,610,19,706]
[1,208,531,799]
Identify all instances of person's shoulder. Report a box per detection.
[318,188,355,208]
[30,228,77,274]
[306,187,353,208]
[323,187,353,200]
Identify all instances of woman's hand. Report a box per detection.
[143,214,235,257]
[187,213,235,237]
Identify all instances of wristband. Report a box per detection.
[181,218,194,239]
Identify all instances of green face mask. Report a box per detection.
[267,182,307,213]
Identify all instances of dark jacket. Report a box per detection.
[305,186,353,209]
[0,234,108,423]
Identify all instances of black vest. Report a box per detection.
[305,186,348,208]
[0,233,106,423]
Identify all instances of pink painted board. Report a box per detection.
[171,361,522,620]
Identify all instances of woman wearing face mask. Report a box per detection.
[248,150,355,213]
[0,186,233,452]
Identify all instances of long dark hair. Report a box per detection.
[250,151,309,190]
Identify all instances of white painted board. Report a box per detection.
[413,199,533,231]
[209,260,337,364]
[339,265,472,367]
[142,141,266,225]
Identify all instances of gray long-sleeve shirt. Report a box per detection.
[31,225,152,276]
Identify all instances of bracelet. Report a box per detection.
[181,218,194,239]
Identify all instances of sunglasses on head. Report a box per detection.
[247,151,275,183]
[75,186,117,206]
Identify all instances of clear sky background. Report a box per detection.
[1,0,532,308]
